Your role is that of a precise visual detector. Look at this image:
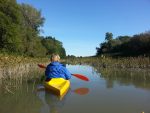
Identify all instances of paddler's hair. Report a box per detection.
[50,54,60,62]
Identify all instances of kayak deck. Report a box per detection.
[44,78,70,97]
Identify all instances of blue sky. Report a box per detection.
[17,0,150,56]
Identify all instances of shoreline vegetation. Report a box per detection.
[0,54,150,94]
[0,54,49,80]
[0,54,49,94]
[65,56,150,69]
[1,53,150,70]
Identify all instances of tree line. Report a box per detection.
[0,0,66,57]
[96,31,150,57]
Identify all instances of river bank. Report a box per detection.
[0,54,49,94]
[65,56,150,69]
[0,54,49,79]
[1,55,150,80]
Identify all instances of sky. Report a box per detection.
[17,0,150,57]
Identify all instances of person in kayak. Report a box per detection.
[45,54,71,81]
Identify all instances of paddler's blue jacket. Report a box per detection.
[45,62,71,80]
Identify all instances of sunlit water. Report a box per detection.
[0,65,150,113]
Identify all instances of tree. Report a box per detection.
[19,3,45,56]
[0,1,66,57]
[41,36,66,58]
[20,3,45,33]
[105,32,113,41]
[0,0,23,53]
[96,31,150,57]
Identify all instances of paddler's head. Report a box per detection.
[50,54,60,62]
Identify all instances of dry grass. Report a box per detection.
[0,54,49,94]
[65,56,150,69]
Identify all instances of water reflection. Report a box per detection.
[72,87,89,95]
[0,83,41,113]
[37,88,62,113]
[92,66,150,90]
[36,85,89,113]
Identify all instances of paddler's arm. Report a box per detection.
[62,67,71,80]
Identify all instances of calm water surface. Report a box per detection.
[0,65,150,113]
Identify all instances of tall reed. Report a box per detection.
[0,54,48,94]
[65,56,150,69]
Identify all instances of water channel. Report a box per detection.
[0,65,150,113]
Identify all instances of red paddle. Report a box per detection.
[38,64,89,81]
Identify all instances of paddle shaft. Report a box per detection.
[38,64,89,81]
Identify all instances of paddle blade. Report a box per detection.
[38,64,46,69]
[73,88,89,95]
[72,74,89,81]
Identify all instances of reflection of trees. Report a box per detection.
[92,65,150,89]
[0,84,41,113]
[0,83,67,113]
[106,79,114,89]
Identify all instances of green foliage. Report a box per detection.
[0,1,66,57]
[20,3,45,33]
[105,32,113,41]
[96,32,114,55]
[18,3,46,57]
[0,0,23,53]
[41,36,66,58]
[96,31,150,57]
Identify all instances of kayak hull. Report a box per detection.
[44,78,70,97]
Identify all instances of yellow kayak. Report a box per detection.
[44,78,70,97]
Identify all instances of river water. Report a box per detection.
[0,65,150,113]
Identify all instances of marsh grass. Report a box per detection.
[65,56,150,69]
[0,54,48,94]
[0,71,45,95]
[0,54,48,67]
[0,69,45,94]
